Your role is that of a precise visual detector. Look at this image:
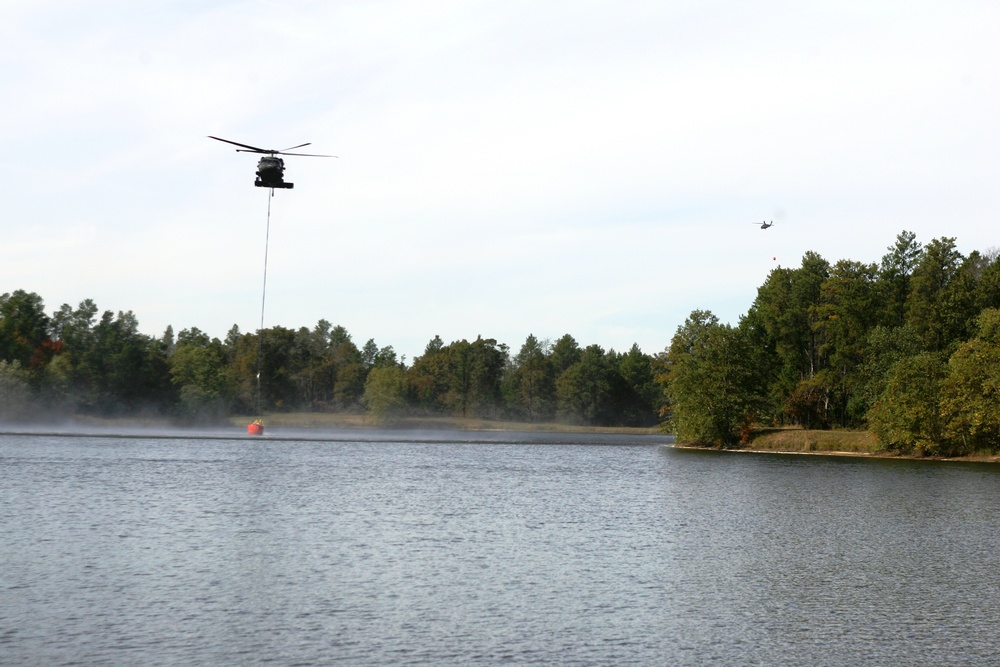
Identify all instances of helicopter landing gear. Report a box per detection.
[255,179,293,189]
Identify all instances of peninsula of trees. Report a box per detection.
[665,232,1000,457]
[2,231,998,456]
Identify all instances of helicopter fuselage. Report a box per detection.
[255,156,293,189]
[209,136,333,189]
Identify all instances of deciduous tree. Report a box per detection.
[867,352,948,455]
[0,290,52,370]
[940,309,1000,453]
[665,311,764,446]
[364,364,407,424]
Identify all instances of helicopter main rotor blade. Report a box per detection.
[209,136,335,157]
[278,151,338,158]
[208,136,270,153]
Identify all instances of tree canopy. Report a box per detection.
[0,295,662,427]
[659,231,1000,454]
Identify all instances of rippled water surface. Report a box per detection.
[3,431,1000,665]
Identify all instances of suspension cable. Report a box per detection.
[255,189,273,419]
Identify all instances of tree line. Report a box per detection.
[0,293,664,427]
[663,231,1000,456]
[4,231,997,448]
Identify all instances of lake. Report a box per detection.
[2,429,999,665]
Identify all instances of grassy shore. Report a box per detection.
[676,427,1000,462]
[746,427,879,454]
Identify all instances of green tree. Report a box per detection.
[444,338,473,417]
[905,237,971,351]
[226,330,260,413]
[876,230,922,326]
[50,298,98,364]
[974,250,1000,312]
[257,326,298,410]
[812,259,880,426]
[747,252,830,421]
[407,335,452,413]
[45,299,100,409]
[549,334,582,376]
[228,325,302,413]
[857,323,924,420]
[289,323,329,408]
[0,290,52,370]
[361,338,379,368]
[504,334,555,421]
[783,371,832,430]
[665,310,764,446]
[364,364,407,424]
[556,344,613,425]
[443,337,507,418]
[334,361,367,409]
[282,321,367,411]
[612,344,661,426]
[329,325,366,409]
[372,344,400,368]
[170,328,232,421]
[867,351,948,455]
[0,360,32,420]
[735,307,781,424]
[69,310,169,414]
[940,309,1000,453]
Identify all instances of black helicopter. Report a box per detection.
[754,220,775,229]
[208,136,334,189]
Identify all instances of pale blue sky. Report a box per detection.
[2,1,998,362]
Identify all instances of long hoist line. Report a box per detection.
[248,189,273,436]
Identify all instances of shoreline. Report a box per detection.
[0,412,661,436]
[672,443,1000,464]
[226,412,663,435]
[0,412,667,443]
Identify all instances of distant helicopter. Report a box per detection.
[208,136,335,189]
[753,220,775,229]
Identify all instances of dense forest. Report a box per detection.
[3,231,998,454]
[0,292,664,428]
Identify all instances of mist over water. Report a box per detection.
[0,422,661,445]
[3,433,999,666]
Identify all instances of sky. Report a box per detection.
[2,1,998,364]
